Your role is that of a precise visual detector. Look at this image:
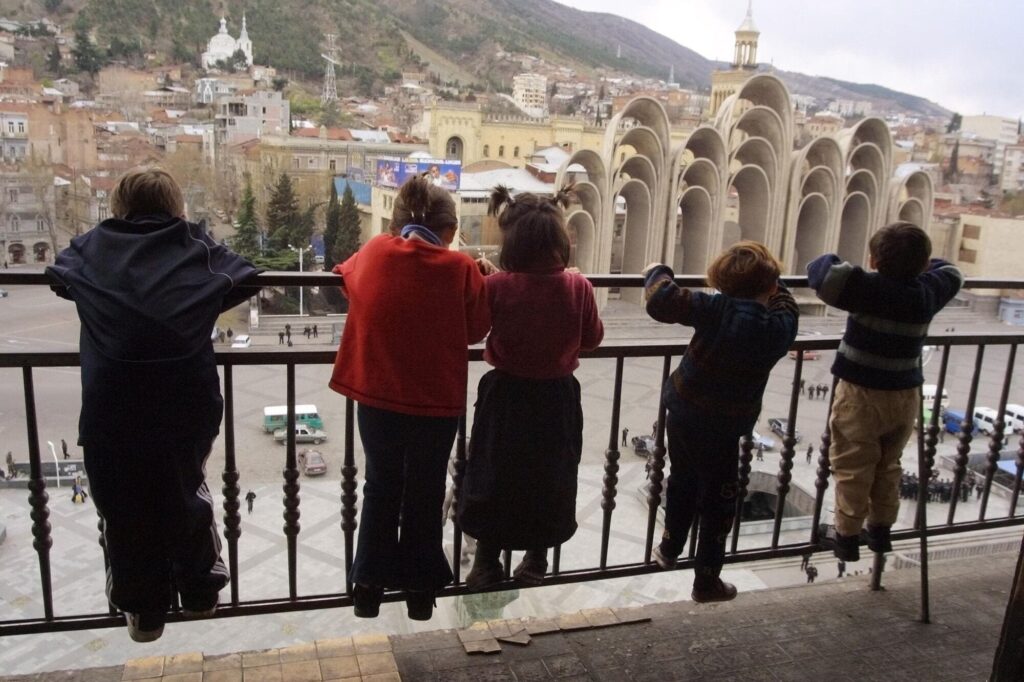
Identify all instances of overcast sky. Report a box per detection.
[559,0,1023,118]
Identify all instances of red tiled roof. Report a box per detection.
[175,134,203,143]
[292,127,353,141]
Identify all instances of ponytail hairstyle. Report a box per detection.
[389,174,458,237]
[489,182,576,273]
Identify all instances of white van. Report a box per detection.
[973,407,999,435]
[922,384,949,409]
[1002,404,1024,434]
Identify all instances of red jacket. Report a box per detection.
[329,234,490,416]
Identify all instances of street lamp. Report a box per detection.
[288,243,312,317]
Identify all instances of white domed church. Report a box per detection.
[201,16,253,70]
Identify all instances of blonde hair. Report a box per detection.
[109,168,185,220]
[706,241,781,299]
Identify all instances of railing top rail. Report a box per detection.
[2,270,1023,291]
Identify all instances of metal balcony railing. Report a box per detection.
[0,271,1022,637]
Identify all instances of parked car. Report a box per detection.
[273,424,328,444]
[767,417,802,443]
[750,430,776,451]
[788,350,820,361]
[231,334,251,348]
[297,449,327,476]
[0,288,8,298]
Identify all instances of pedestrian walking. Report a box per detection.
[6,450,15,479]
[61,438,70,459]
[837,560,846,578]
[806,444,814,464]
[805,564,818,583]
[756,443,764,461]
[800,379,805,396]
[287,338,293,347]
[820,383,829,400]
[800,552,811,571]
[226,327,233,341]
[312,324,318,338]
[622,427,629,447]
[278,330,285,345]
[285,323,291,341]
[303,325,311,339]
[245,490,256,515]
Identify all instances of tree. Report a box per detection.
[322,182,341,271]
[946,112,962,134]
[334,184,361,265]
[320,101,341,127]
[945,140,960,184]
[232,177,261,259]
[272,76,288,92]
[46,44,62,76]
[71,26,105,76]
[265,173,301,250]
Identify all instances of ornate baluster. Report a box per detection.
[980,344,1017,520]
[23,367,54,620]
[600,357,624,569]
[946,346,984,528]
[450,416,467,583]
[731,435,754,553]
[221,364,242,606]
[282,364,301,600]
[772,354,803,548]
[341,398,358,592]
[810,376,839,541]
[922,347,950,525]
[644,356,672,563]
[96,515,116,615]
[1011,432,1024,517]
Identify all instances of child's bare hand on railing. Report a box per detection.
[476,256,499,276]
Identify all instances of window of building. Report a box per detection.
[17,122,24,133]
[962,224,981,239]
[98,205,108,220]
[37,215,45,230]
[7,188,16,203]
[308,157,315,167]
[10,215,19,232]
[329,159,336,171]
[293,157,300,169]
[498,145,505,157]
[513,146,519,158]
[483,145,489,157]
[958,247,977,264]
[6,122,13,133]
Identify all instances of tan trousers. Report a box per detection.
[829,380,919,536]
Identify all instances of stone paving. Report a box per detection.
[0,551,1016,681]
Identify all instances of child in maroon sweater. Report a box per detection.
[459,185,604,589]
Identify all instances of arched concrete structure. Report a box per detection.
[676,186,714,274]
[566,210,597,273]
[783,136,844,272]
[792,193,830,273]
[730,164,771,246]
[616,179,654,303]
[838,192,871,265]
[888,168,933,232]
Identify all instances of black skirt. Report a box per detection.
[457,369,583,549]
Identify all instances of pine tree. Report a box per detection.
[322,182,341,271]
[334,184,362,265]
[265,173,301,249]
[71,26,104,76]
[945,140,960,184]
[232,177,261,259]
[46,44,62,76]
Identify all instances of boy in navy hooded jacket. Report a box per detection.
[47,168,261,642]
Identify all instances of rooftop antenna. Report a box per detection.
[321,33,340,106]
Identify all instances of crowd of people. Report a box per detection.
[43,165,962,643]
[899,471,983,503]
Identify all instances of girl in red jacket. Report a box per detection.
[329,175,490,620]
[458,185,604,589]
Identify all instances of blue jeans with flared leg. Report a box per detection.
[351,404,457,591]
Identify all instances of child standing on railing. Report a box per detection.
[458,185,604,590]
[644,242,798,602]
[329,174,490,620]
[46,168,261,642]
[808,222,963,562]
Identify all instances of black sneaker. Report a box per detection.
[124,612,165,643]
[465,558,504,591]
[691,578,738,603]
[352,584,383,619]
[818,524,860,562]
[866,524,892,553]
[651,544,678,570]
[180,592,219,619]
[512,550,548,586]
[405,590,435,621]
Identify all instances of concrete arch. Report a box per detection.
[839,117,893,173]
[681,158,722,201]
[685,126,728,170]
[676,186,714,275]
[888,169,933,232]
[557,149,608,197]
[603,96,671,162]
[715,73,793,135]
[733,136,778,189]
[838,192,871,265]
[846,168,879,200]
[732,107,786,160]
[566,209,597,273]
[897,198,926,228]
[726,164,771,247]
[617,126,665,179]
[618,154,659,191]
[792,193,830,273]
[802,166,839,205]
[616,179,654,303]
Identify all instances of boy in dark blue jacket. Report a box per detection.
[807,222,963,561]
[644,241,798,602]
[47,169,261,641]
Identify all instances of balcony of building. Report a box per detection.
[0,271,1022,681]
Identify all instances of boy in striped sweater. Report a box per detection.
[807,222,963,561]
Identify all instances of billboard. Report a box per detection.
[376,157,461,191]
